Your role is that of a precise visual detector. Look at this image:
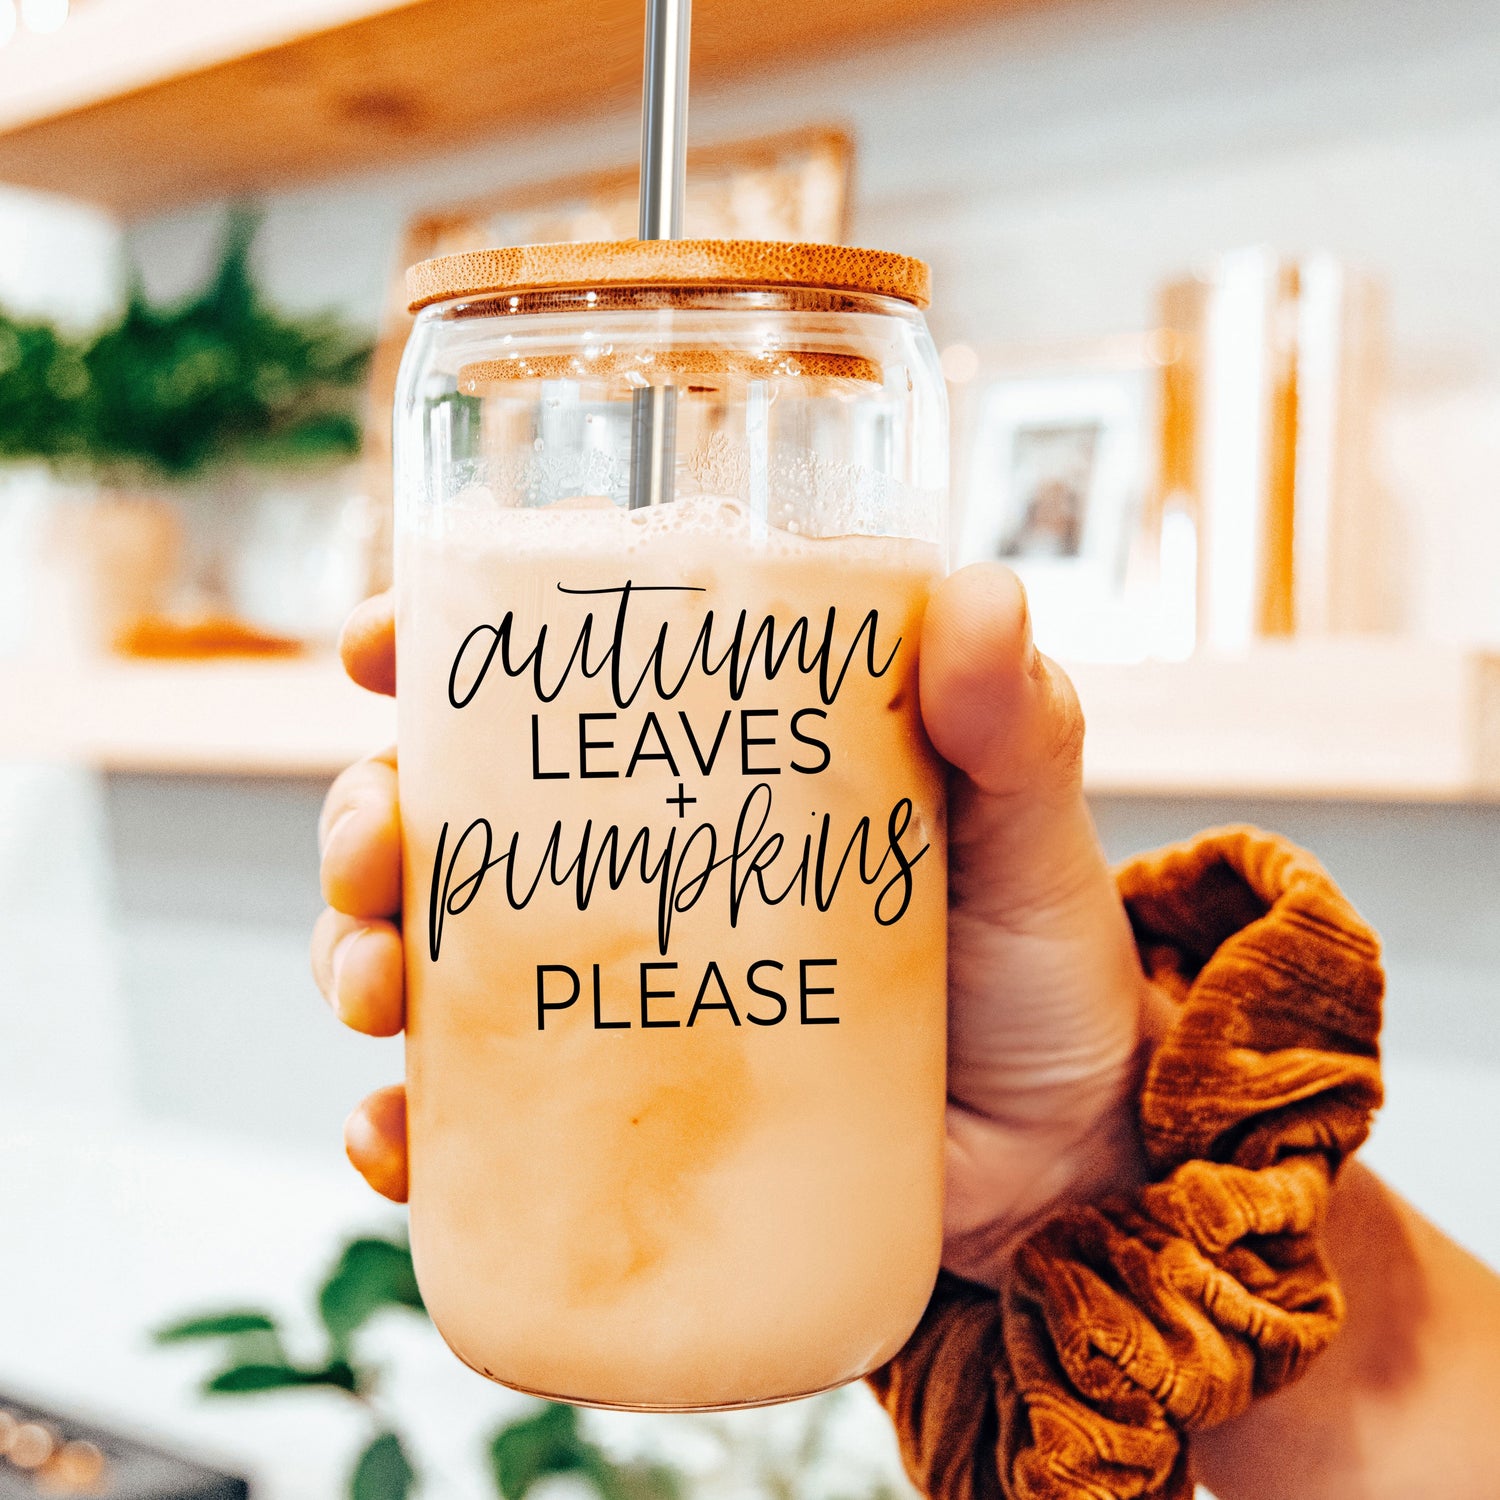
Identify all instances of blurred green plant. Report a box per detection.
[0,313,89,463]
[0,209,371,485]
[153,1232,683,1500]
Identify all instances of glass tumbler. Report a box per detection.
[393,240,949,1409]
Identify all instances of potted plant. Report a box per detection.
[0,210,374,656]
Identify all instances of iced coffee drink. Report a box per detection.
[395,241,949,1409]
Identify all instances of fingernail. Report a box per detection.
[320,805,360,859]
[343,1103,378,1164]
[1016,581,1043,679]
[343,1103,406,1200]
[330,928,367,1019]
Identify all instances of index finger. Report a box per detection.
[339,591,395,697]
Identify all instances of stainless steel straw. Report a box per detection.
[629,0,691,509]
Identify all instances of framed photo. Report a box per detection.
[359,126,854,586]
[401,124,852,271]
[953,355,1159,662]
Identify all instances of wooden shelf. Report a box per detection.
[0,0,1006,215]
[1070,641,1500,802]
[3,639,1498,798]
[2,653,394,776]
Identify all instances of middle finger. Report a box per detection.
[311,907,405,1036]
[319,752,402,918]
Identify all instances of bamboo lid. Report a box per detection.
[406,239,931,313]
[457,349,881,388]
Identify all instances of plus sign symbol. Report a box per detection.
[665,783,697,819]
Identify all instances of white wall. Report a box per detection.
[0,184,118,327]
[120,0,1500,642]
[117,0,1500,371]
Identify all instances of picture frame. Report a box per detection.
[952,348,1161,662]
[359,125,855,586]
[399,124,852,271]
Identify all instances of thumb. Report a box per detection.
[921,564,1147,1124]
[921,563,1098,918]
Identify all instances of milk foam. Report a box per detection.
[418,485,943,566]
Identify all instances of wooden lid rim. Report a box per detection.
[406,239,931,312]
[457,349,883,387]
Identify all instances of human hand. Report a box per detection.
[313,566,1163,1286]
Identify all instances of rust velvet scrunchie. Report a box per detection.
[868,827,1386,1500]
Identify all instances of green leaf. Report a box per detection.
[488,1403,593,1500]
[153,1310,281,1343]
[593,1461,683,1500]
[203,1360,360,1396]
[153,1307,290,1370]
[486,1404,682,1500]
[319,1236,425,1349]
[351,1430,417,1500]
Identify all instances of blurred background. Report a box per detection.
[1,0,1498,1496]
